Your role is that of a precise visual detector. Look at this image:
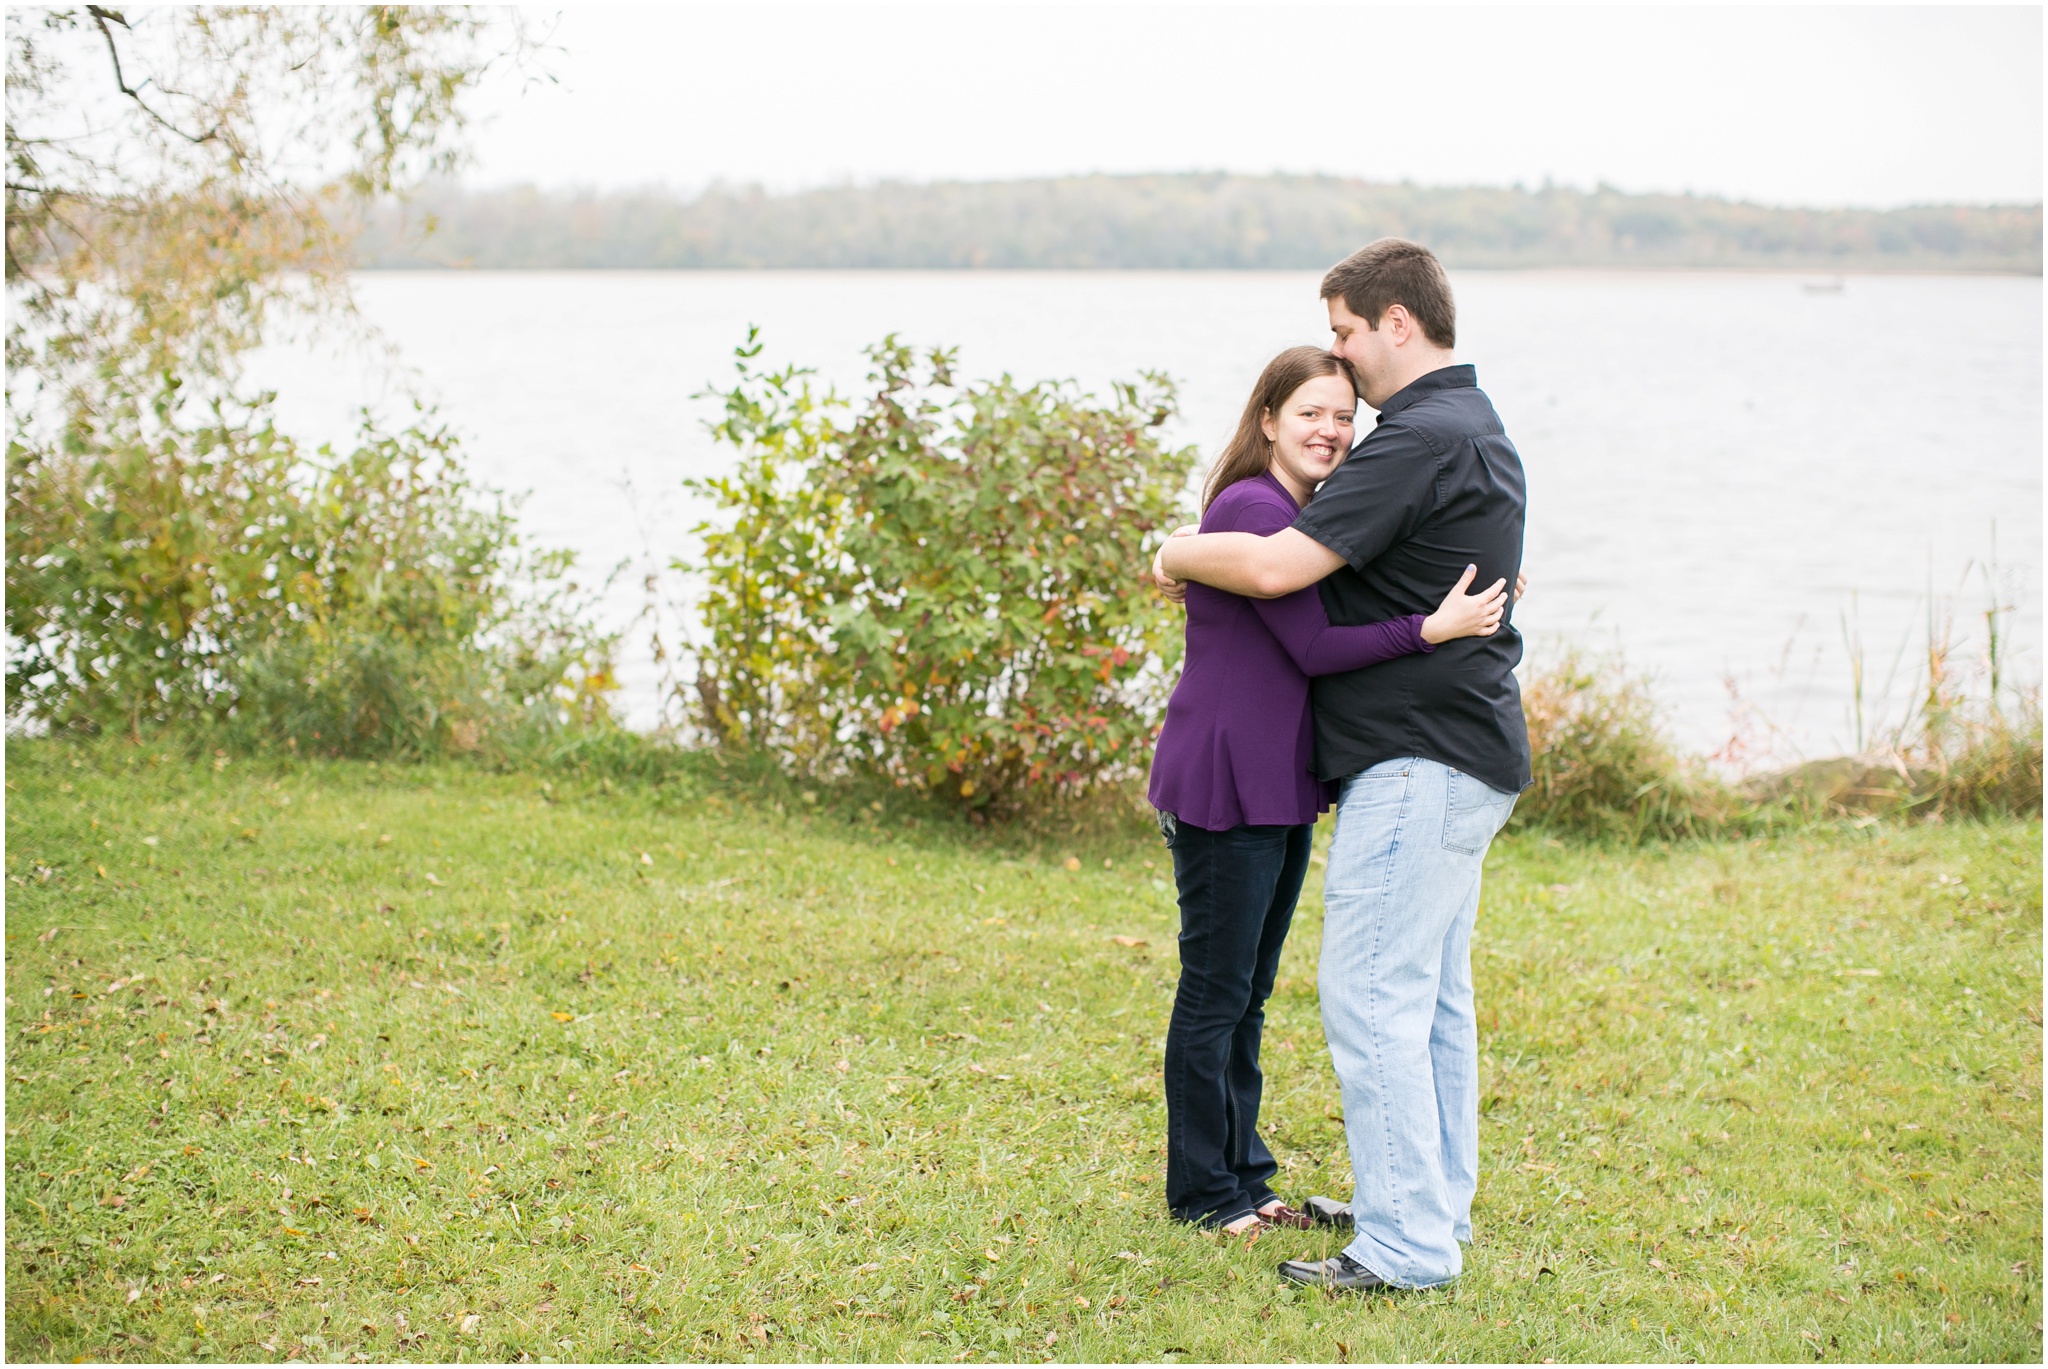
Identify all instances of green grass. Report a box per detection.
[5,741,2040,1362]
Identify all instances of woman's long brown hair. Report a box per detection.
[1201,346,1361,512]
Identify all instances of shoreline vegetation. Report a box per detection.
[352,174,2046,275]
[9,331,2038,841]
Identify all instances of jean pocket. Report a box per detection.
[1155,808,1179,848]
[1325,764,1412,892]
[1442,770,1516,856]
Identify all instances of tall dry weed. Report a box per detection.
[1513,649,1735,841]
[1870,576,2042,819]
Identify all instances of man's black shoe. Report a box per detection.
[1304,1195,1352,1228]
[1276,1251,1387,1291]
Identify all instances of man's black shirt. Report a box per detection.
[1291,364,1531,794]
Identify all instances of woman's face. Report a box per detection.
[1261,373,1357,494]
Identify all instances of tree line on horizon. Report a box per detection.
[353,173,2044,273]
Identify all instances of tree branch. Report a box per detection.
[87,5,220,147]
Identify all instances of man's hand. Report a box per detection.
[1514,571,1528,603]
[1151,523,1200,604]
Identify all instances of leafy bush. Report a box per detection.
[1513,648,1736,841]
[6,387,614,758]
[688,335,1196,816]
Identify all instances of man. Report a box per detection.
[1153,238,1529,1291]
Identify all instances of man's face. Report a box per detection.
[1326,296,1394,407]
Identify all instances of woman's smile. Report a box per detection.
[1263,372,1357,503]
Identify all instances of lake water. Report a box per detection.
[248,270,2042,765]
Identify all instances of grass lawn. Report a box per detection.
[5,742,2040,1362]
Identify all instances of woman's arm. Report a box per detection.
[1251,588,1430,676]
[1249,563,1509,677]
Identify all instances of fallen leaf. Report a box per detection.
[424,873,443,887]
[1073,1296,1090,1309]
[552,1012,575,1022]
[834,1059,850,1073]
[1111,935,1147,948]
[459,1313,480,1334]
[1063,857,1081,872]
[639,852,654,866]
[984,1248,1000,1262]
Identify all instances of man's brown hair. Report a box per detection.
[1319,238,1456,349]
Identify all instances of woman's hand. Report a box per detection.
[1151,523,1201,603]
[1420,564,1509,644]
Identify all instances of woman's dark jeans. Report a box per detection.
[1158,811,1314,1228]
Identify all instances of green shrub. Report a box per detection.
[687,334,1196,817]
[1513,648,1736,841]
[6,385,614,758]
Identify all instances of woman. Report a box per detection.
[1147,346,1508,1236]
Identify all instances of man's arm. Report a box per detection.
[1154,526,1344,600]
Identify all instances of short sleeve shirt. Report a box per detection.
[1290,365,1532,793]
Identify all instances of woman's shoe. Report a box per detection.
[1255,1200,1315,1230]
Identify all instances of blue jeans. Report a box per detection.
[1319,757,1518,1287]
[1158,813,1314,1228]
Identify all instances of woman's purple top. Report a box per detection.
[1147,472,1432,831]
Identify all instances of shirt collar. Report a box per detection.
[1375,363,1477,420]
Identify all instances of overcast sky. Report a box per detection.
[463,3,2044,207]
